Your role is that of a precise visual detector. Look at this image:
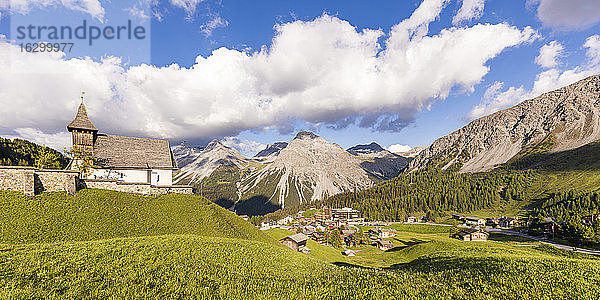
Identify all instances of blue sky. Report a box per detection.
[1,0,600,156]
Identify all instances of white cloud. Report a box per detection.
[6,128,71,152]
[468,35,600,120]
[169,0,203,18]
[221,137,265,156]
[531,0,600,30]
[388,144,412,153]
[0,0,105,20]
[452,0,485,25]
[584,35,600,66]
[0,2,537,143]
[535,41,563,68]
[200,16,229,37]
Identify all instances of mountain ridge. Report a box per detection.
[409,74,600,173]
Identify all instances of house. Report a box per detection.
[499,217,519,228]
[343,249,356,257]
[486,218,499,227]
[311,231,326,243]
[239,215,249,221]
[368,228,396,238]
[465,217,485,227]
[67,100,176,186]
[376,239,394,251]
[455,228,488,241]
[280,233,309,251]
[277,215,294,225]
[379,228,397,238]
[406,216,417,223]
[261,218,276,229]
[331,207,361,222]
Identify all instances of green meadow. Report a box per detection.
[1,190,600,299]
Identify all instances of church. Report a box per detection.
[67,99,177,186]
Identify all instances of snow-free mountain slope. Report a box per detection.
[409,75,600,173]
[173,140,250,185]
[238,131,374,211]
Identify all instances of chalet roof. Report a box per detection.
[67,102,98,132]
[466,217,483,221]
[456,228,488,237]
[93,134,176,169]
[282,233,309,244]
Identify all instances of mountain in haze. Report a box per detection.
[253,142,288,162]
[173,140,250,185]
[395,146,426,158]
[235,131,374,214]
[409,74,600,173]
[347,142,386,156]
[347,142,411,179]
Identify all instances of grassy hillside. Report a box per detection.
[2,228,600,298]
[0,189,268,244]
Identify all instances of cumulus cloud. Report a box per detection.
[200,16,229,37]
[530,0,600,30]
[535,41,563,68]
[584,35,600,66]
[388,144,412,153]
[468,35,600,120]
[6,128,72,152]
[0,0,105,20]
[0,1,537,144]
[221,137,266,156]
[452,0,485,25]
[170,0,204,18]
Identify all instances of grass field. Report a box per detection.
[0,189,268,244]
[2,191,600,298]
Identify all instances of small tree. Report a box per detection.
[249,215,263,226]
[449,221,461,238]
[34,147,61,169]
[326,229,342,249]
[66,147,96,176]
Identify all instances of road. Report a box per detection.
[394,222,600,256]
[487,228,600,256]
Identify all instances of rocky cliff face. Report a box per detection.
[253,142,288,162]
[409,75,600,173]
[347,142,411,179]
[173,140,250,185]
[239,131,374,208]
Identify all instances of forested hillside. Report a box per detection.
[0,137,68,169]
[310,168,536,221]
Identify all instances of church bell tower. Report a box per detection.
[67,92,98,154]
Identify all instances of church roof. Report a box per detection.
[67,102,98,132]
[93,134,176,169]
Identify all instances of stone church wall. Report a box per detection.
[0,167,192,196]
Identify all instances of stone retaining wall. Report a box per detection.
[35,170,79,194]
[0,167,192,196]
[0,167,35,196]
[83,179,193,195]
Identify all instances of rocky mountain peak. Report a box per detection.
[254,142,288,159]
[347,142,386,156]
[294,131,319,140]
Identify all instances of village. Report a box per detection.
[239,206,547,255]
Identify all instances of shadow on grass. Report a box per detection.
[385,256,509,274]
[488,232,535,243]
[386,238,428,252]
[331,262,373,269]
